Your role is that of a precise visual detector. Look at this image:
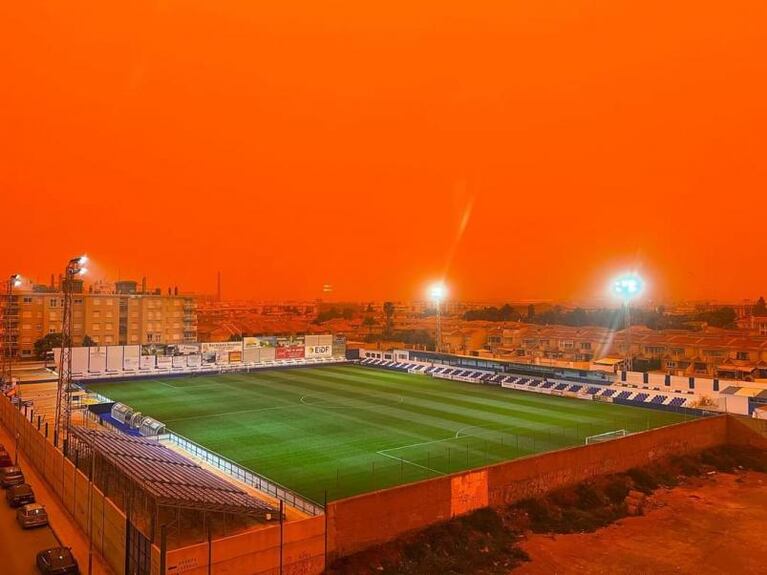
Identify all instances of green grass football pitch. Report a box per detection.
[85,365,694,502]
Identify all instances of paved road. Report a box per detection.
[0,483,59,574]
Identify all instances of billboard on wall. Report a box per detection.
[305,343,332,358]
[140,354,156,369]
[201,342,243,364]
[157,356,173,369]
[172,355,187,369]
[332,334,347,358]
[243,337,277,348]
[106,346,123,371]
[88,347,107,373]
[123,346,140,370]
[276,336,305,359]
[167,344,200,356]
[141,344,169,356]
[71,347,89,375]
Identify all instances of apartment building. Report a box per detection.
[10,286,197,357]
[483,323,767,380]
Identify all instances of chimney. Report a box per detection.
[141,277,147,294]
[174,286,178,296]
[217,271,222,302]
[50,274,55,288]
[168,287,172,296]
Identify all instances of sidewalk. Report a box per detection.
[0,421,112,575]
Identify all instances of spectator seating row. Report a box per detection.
[359,358,692,410]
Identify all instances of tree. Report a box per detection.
[383,302,395,336]
[81,335,96,347]
[754,296,767,317]
[34,333,63,359]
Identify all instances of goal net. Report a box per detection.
[585,429,627,444]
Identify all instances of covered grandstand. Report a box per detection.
[68,427,279,550]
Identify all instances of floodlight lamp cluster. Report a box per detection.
[612,274,643,300]
[429,283,447,302]
[67,255,88,276]
[9,274,22,288]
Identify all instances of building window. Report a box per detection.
[23,297,32,304]
[49,299,58,308]
[736,351,749,361]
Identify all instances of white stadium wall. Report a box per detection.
[53,334,345,379]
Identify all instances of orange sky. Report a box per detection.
[2,1,766,302]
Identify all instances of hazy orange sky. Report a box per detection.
[2,1,766,302]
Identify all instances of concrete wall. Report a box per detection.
[165,515,326,575]
[0,396,127,575]
[327,416,729,558]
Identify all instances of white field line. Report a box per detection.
[375,448,446,476]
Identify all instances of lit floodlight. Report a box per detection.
[78,267,88,276]
[429,283,447,302]
[79,255,88,265]
[612,274,643,300]
[10,274,22,287]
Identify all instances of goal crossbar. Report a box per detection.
[585,429,627,444]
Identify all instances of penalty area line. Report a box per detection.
[375,449,446,476]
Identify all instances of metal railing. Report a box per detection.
[162,430,325,517]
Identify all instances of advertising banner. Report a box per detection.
[106,346,123,371]
[243,336,277,348]
[157,356,173,369]
[167,344,201,356]
[275,336,305,359]
[187,354,201,368]
[141,344,168,356]
[88,347,107,373]
[243,347,260,363]
[71,347,90,375]
[276,345,305,359]
[123,346,140,370]
[305,343,332,358]
[172,356,187,369]
[260,347,276,362]
[332,335,347,358]
[201,342,243,364]
[305,335,319,347]
[140,354,156,369]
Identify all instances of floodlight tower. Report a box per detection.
[612,274,644,372]
[1,274,23,388]
[429,283,447,353]
[54,256,87,450]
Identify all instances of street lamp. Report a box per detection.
[429,283,447,353]
[612,273,644,372]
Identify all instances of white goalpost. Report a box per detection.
[585,429,628,444]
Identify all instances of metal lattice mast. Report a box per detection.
[54,257,86,449]
[1,275,21,388]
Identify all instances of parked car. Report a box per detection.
[7,483,35,507]
[36,547,80,575]
[17,503,49,528]
[0,466,24,488]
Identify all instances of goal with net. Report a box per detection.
[585,429,627,444]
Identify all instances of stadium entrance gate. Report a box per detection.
[126,521,151,575]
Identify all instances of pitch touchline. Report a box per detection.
[375,449,446,476]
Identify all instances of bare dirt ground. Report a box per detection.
[513,470,767,575]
